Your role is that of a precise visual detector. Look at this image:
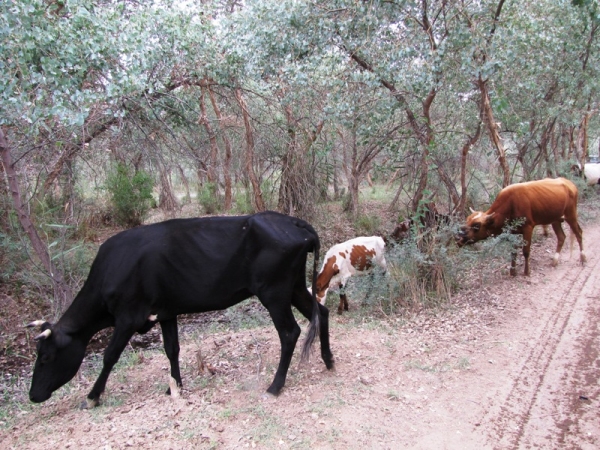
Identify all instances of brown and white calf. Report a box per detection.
[313,236,387,314]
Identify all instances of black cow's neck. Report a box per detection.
[56,287,111,342]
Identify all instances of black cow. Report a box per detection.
[28,211,334,407]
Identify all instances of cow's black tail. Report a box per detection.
[301,229,321,364]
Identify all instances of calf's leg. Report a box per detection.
[338,292,349,314]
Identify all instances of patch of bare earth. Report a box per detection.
[2,222,599,449]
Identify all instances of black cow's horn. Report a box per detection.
[26,320,46,328]
[34,329,52,341]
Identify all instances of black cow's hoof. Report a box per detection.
[80,397,99,409]
[262,391,277,401]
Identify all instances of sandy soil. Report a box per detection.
[1,222,599,449]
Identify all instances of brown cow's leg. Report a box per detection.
[564,217,586,264]
[564,200,586,264]
[510,251,517,277]
[542,225,550,237]
[551,221,566,267]
[522,226,534,276]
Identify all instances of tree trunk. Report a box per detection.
[176,164,191,201]
[235,88,265,212]
[348,51,435,212]
[158,164,179,212]
[277,104,324,218]
[332,143,340,200]
[342,128,360,216]
[42,81,186,194]
[456,123,482,216]
[539,118,556,177]
[568,126,577,160]
[278,105,299,215]
[0,128,73,313]
[477,76,511,187]
[579,110,591,170]
[207,86,233,211]
[410,90,438,213]
[199,86,219,186]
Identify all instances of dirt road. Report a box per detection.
[2,223,599,449]
[481,239,599,449]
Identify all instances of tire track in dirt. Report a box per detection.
[483,234,600,449]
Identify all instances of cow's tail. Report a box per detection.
[301,230,321,364]
[569,228,575,259]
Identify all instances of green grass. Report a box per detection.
[404,359,450,373]
[387,390,401,401]
[360,184,394,202]
[455,357,471,370]
[0,373,34,429]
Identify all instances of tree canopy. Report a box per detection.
[1,0,599,307]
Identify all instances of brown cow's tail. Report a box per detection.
[570,228,575,259]
[301,231,320,364]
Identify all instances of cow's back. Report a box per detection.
[491,177,578,225]
[88,212,318,317]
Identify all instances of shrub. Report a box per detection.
[233,190,254,214]
[354,214,381,235]
[382,220,524,315]
[197,182,220,214]
[105,163,154,227]
[384,235,455,313]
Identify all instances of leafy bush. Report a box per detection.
[384,235,455,313]
[0,229,25,285]
[197,182,220,214]
[233,190,254,214]
[382,221,524,315]
[105,163,154,227]
[354,214,381,235]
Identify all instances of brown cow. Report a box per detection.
[456,177,586,276]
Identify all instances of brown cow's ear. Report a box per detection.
[485,213,496,225]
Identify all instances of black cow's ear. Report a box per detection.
[53,331,73,348]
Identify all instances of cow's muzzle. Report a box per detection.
[29,390,52,403]
[455,231,472,247]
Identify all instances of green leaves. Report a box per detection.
[1,0,214,131]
